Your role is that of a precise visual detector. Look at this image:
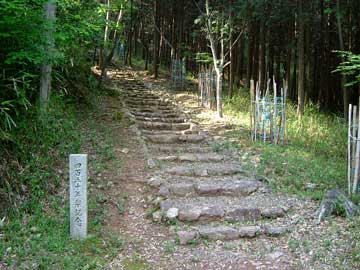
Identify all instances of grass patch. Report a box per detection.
[123,257,150,270]
[0,93,124,269]
[223,89,347,200]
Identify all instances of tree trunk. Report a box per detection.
[336,0,349,119]
[128,0,133,66]
[40,0,56,107]
[246,24,254,88]
[216,68,223,118]
[236,35,244,87]
[258,21,266,90]
[153,0,160,79]
[297,0,305,117]
[99,0,111,87]
[228,0,234,98]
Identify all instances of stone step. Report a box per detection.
[138,121,191,131]
[125,94,159,99]
[163,163,245,177]
[157,179,263,198]
[141,130,199,136]
[135,116,187,123]
[132,112,181,118]
[126,100,169,106]
[126,102,172,108]
[127,103,171,109]
[147,174,253,187]
[158,194,293,222]
[176,224,293,244]
[156,153,225,163]
[145,134,206,144]
[129,107,175,114]
[151,145,213,154]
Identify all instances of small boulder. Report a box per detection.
[198,226,239,240]
[177,231,198,245]
[263,225,292,236]
[152,211,162,222]
[238,226,261,238]
[169,183,194,196]
[179,208,202,221]
[159,185,170,196]
[226,208,261,222]
[200,206,224,220]
[147,158,156,169]
[261,207,285,219]
[147,177,163,187]
[166,208,179,220]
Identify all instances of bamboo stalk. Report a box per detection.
[353,107,360,194]
[250,80,255,141]
[255,82,260,142]
[348,104,352,195]
[352,106,357,192]
[273,78,277,144]
[282,79,288,144]
[262,97,266,142]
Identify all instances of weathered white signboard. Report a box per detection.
[69,154,88,239]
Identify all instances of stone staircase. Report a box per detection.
[117,70,297,246]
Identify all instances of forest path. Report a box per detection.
[104,67,305,270]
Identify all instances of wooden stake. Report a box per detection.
[273,78,277,144]
[250,80,255,140]
[352,106,357,193]
[255,82,260,142]
[353,107,360,194]
[348,104,352,195]
[282,79,288,144]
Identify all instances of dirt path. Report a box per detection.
[94,67,303,270]
[91,66,357,270]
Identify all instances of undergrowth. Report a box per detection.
[0,82,124,269]
[223,89,347,200]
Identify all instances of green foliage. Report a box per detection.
[195,52,213,64]
[223,89,347,200]
[0,93,125,269]
[0,196,124,269]
[335,51,360,87]
[1,95,82,203]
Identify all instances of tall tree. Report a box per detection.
[153,0,160,79]
[297,0,305,117]
[40,0,56,107]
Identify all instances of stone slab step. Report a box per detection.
[156,153,225,163]
[146,134,206,144]
[147,174,254,187]
[164,163,245,177]
[138,121,191,131]
[159,194,293,222]
[158,179,262,198]
[125,96,160,101]
[129,108,176,114]
[127,103,173,109]
[132,112,180,118]
[127,105,173,111]
[126,100,168,105]
[141,130,199,136]
[176,224,293,244]
[151,145,213,154]
[135,116,187,123]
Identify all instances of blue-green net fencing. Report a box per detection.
[198,71,217,110]
[251,80,287,145]
[171,59,186,90]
